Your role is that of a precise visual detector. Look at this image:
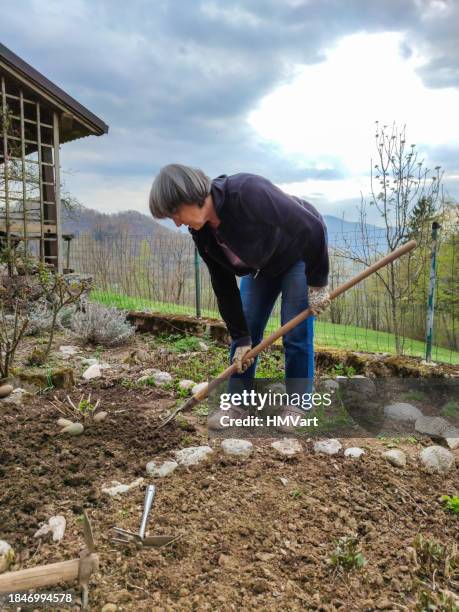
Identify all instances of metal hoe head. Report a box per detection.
[111,484,178,549]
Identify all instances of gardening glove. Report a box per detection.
[308,285,331,315]
[232,344,254,373]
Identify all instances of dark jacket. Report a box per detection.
[189,173,329,346]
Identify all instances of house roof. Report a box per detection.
[0,42,109,143]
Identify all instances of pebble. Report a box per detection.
[420,445,455,474]
[0,540,14,573]
[152,371,173,386]
[415,416,450,438]
[198,341,209,351]
[59,345,79,357]
[101,605,118,612]
[102,477,144,497]
[93,411,108,423]
[34,516,66,542]
[146,460,178,477]
[221,438,253,458]
[313,439,342,455]
[61,422,84,436]
[57,418,73,428]
[82,364,102,380]
[0,384,13,398]
[383,449,407,468]
[191,382,208,396]
[174,446,213,466]
[321,379,339,391]
[384,402,423,422]
[178,379,196,391]
[0,388,32,406]
[80,357,98,366]
[344,447,365,459]
[139,368,160,377]
[271,438,302,456]
[443,428,459,450]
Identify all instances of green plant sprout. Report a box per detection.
[440,495,459,516]
[330,536,367,570]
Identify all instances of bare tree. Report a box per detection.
[343,122,444,354]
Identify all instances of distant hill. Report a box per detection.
[62,205,387,251]
[62,205,176,239]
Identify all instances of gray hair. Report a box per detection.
[149,163,211,218]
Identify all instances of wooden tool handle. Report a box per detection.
[0,559,79,593]
[193,240,417,401]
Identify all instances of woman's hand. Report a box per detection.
[232,344,254,373]
[308,285,331,315]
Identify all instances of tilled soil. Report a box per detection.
[0,335,458,611]
[1,388,458,611]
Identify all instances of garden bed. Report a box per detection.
[0,331,458,610]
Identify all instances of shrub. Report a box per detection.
[70,303,135,346]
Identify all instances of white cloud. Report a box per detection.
[249,31,459,203]
[64,172,152,215]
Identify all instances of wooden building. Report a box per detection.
[0,43,108,272]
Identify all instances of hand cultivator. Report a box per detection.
[112,484,178,549]
[0,511,98,610]
[156,240,418,429]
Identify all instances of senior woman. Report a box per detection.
[149,164,330,432]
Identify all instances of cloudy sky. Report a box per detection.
[2,0,459,222]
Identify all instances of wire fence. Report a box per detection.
[68,227,459,364]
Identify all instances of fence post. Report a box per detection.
[194,245,201,318]
[425,221,441,362]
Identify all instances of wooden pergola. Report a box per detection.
[0,43,108,273]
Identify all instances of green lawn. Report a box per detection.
[91,289,459,365]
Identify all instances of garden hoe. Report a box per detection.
[112,484,179,548]
[0,510,98,610]
[156,240,417,429]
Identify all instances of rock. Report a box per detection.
[384,402,423,422]
[137,375,151,384]
[443,427,459,450]
[0,388,32,406]
[139,368,160,377]
[313,439,342,455]
[420,445,455,474]
[81,358,98,366]
[174,446,213,466]
[146,460,178,477]
[82,364,102,380]
[344,447,365,459]
[383,449,406,468]
[152,371,173,386]
[57,418,73,428]
[59,345,79,358]
[279,477,289,486]
[0,384,13,398]
[321,379,339,392]
[178,379,195,391]
[102,477,144,497]
[415,416,451,438]
[198,341,209,351]
[271,438,302,456]
[191,382,208,396]
[0,541,14,573]
[221,438,253,458]
[61,422,84,436]
[93,411,108,423]
[101,605,118,612]
[34,516,66,542]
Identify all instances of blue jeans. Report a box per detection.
[229,260,314,396]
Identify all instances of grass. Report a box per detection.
[90,289,459,364]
